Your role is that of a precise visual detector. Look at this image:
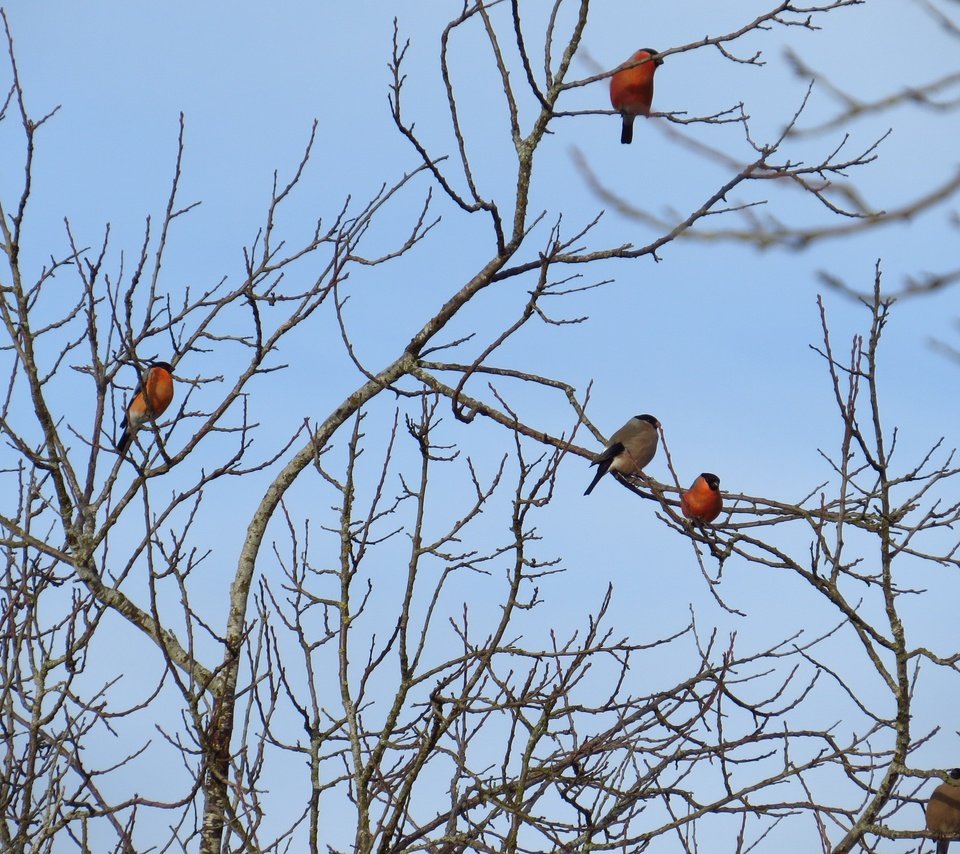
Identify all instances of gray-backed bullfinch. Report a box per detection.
[928,769,960,853]
[584,414,660,495]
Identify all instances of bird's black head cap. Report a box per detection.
[149,361,174,372]
[635,414,660,429]
[949,768,960,780]
[639,48,664,67]
[702,473,720,490]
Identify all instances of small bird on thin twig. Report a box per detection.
[681,473,723,524]
[584,414,660,496]
[609,48,663,144]
[928,768,960,854]
[116,360,175,456]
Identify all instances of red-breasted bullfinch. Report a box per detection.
[681,473,722,523]
[609,48,663,144]
[116,361,175,455]
[584,414,660,495]
[928,769,960,853]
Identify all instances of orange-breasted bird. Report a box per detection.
[928,768,960,853]
[116,361,175,455]
[584,414,660,496]
[609,48,663,144]
[681,473,722,524]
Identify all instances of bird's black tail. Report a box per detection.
[116,426,132,456]
[584,461,611,496]
[620,115,634,145]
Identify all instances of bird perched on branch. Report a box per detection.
[609,48,663,144]
[928,769,960,853]
[584,414,660,495]
[681,473,723,524]
[116,361,175,455]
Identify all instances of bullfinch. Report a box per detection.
[584,414,660,495]
[116,361,175,455]
[928,769,960,853]
[609,48,663,144]
[681,473,723,523]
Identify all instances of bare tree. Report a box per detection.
[1,1,958,852]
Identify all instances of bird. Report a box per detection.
[584,414,660,495]
[927,768,960,853]
[681,473,723,524]
[609,48,663,144]
[116,361,175,455]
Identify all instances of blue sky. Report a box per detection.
[3,1,959,850]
